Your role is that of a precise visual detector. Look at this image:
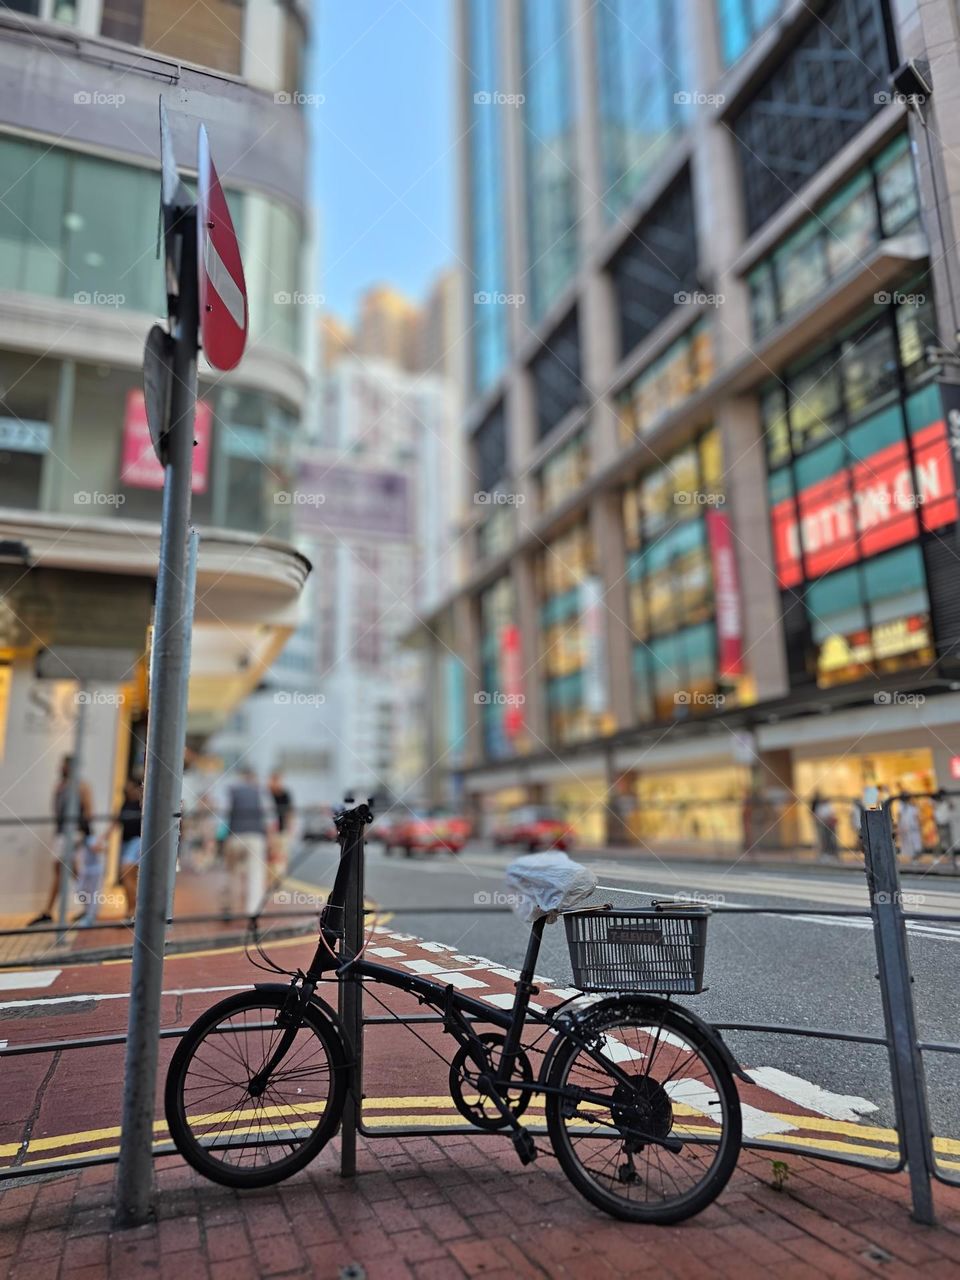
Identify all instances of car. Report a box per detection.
[492,806,574,852]
[383,810,468,856]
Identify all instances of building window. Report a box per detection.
[595,0,686,218]
[538,431,588,512]
[608,170,699,360]
[472,401,507,495]
[616,321,714,446]
[521,0,579,321]
[747,136,921,338]
[624,429,727,722]
[716,0,784,66]
[467,0,509,393]
[530,310,583,441]
[731,0,893,235]
[537,523,609,745]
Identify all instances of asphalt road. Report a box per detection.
[295,839,960,1143]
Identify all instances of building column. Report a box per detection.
[590,492,633,734]
[454,591,484,769]
[41,358,75,513]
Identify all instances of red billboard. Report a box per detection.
[120,389,211,492]
[771,418,958,587]
[706,509,744,677]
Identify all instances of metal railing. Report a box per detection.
[0,804,956,1226]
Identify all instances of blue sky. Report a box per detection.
[308,1,456,321]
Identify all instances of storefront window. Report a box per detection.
[616,321,714,446]
[539,432,589,512]
[747,134,920,338]
[634,765,752,845]
[479,577,517,760]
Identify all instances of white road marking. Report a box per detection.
[369,947,406,958]
[442,972,488,991]
[748,1068,879,1121]
[419,941,458,953]
[0,983,249,1013]
[0,970,61,991]
[400,959,450,974]
[482,991,544,1013]
[666,1079,795,1138]
[599,1034,643,1063]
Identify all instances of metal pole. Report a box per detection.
[863,806,935,1224]
[339,805,366,1178]
[57,684,89,944]
[166,528,200,921]
[114,211,199,1229]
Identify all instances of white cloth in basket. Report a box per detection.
[504,852,597,923]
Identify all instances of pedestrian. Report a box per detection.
[28,755,96,926]
[224,766,268,918]
[897,795,923,862]
[267,770,293,891]
[115,777,143,920]
[811,790,837,857]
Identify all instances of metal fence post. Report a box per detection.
[863,806,935,1224]
[339,807,366,1178]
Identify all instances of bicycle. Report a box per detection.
[165,800,747,1223]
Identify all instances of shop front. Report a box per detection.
[794,747,938,850]
[631,764,752,849]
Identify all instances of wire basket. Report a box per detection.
[563,906,709,994]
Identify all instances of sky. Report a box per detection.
[307,1,456,322]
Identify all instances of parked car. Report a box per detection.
[383,810,468,856]
[492,806,574,852]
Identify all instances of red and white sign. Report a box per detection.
[706,509,744,677]
[501,624,524,738]
[951,756,960,782]
[771,419,959,587]
[197,124,248,372]
[120,389,211,492]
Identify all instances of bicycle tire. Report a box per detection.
[545,999,741,1223]
[165,989,348,1189]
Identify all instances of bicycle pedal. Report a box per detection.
[511,1129,537,1166]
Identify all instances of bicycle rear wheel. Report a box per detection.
[165,989,347,1188]
[545,999,741,1223]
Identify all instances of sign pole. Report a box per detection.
[114,203,199,1229]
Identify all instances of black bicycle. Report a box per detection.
[166,801,747,1223]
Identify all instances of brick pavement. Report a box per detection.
[3,1135,960,1279]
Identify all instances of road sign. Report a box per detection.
[196,123,248,371]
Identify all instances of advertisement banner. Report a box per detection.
[296,460,411,537]
[120,389,211,492]
[500,623,524,738]
[771,417,958,586]
[705,509,744,677]
[580,576,608,714]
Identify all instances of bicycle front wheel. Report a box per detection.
[165,990,347,1188]
[545,999,741,1223]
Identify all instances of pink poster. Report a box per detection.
[706,509,744,678]
[120,389,211,493]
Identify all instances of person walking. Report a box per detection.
[267,770,293,890]
[114,777,143,919]
[811,790,838,857]
[28,755,96,926]
[897,795,923,863]
[225,767,268,918]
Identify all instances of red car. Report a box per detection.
[382,811,468,857]
[493,806,574,852]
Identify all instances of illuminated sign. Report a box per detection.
[771,419,958,587]
[500,624,524,738]
[817,614,932,684]
[706,510,744,677]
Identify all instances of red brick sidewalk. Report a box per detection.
[3,1137,960,1279]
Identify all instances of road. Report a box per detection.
[2,839,959,1181]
